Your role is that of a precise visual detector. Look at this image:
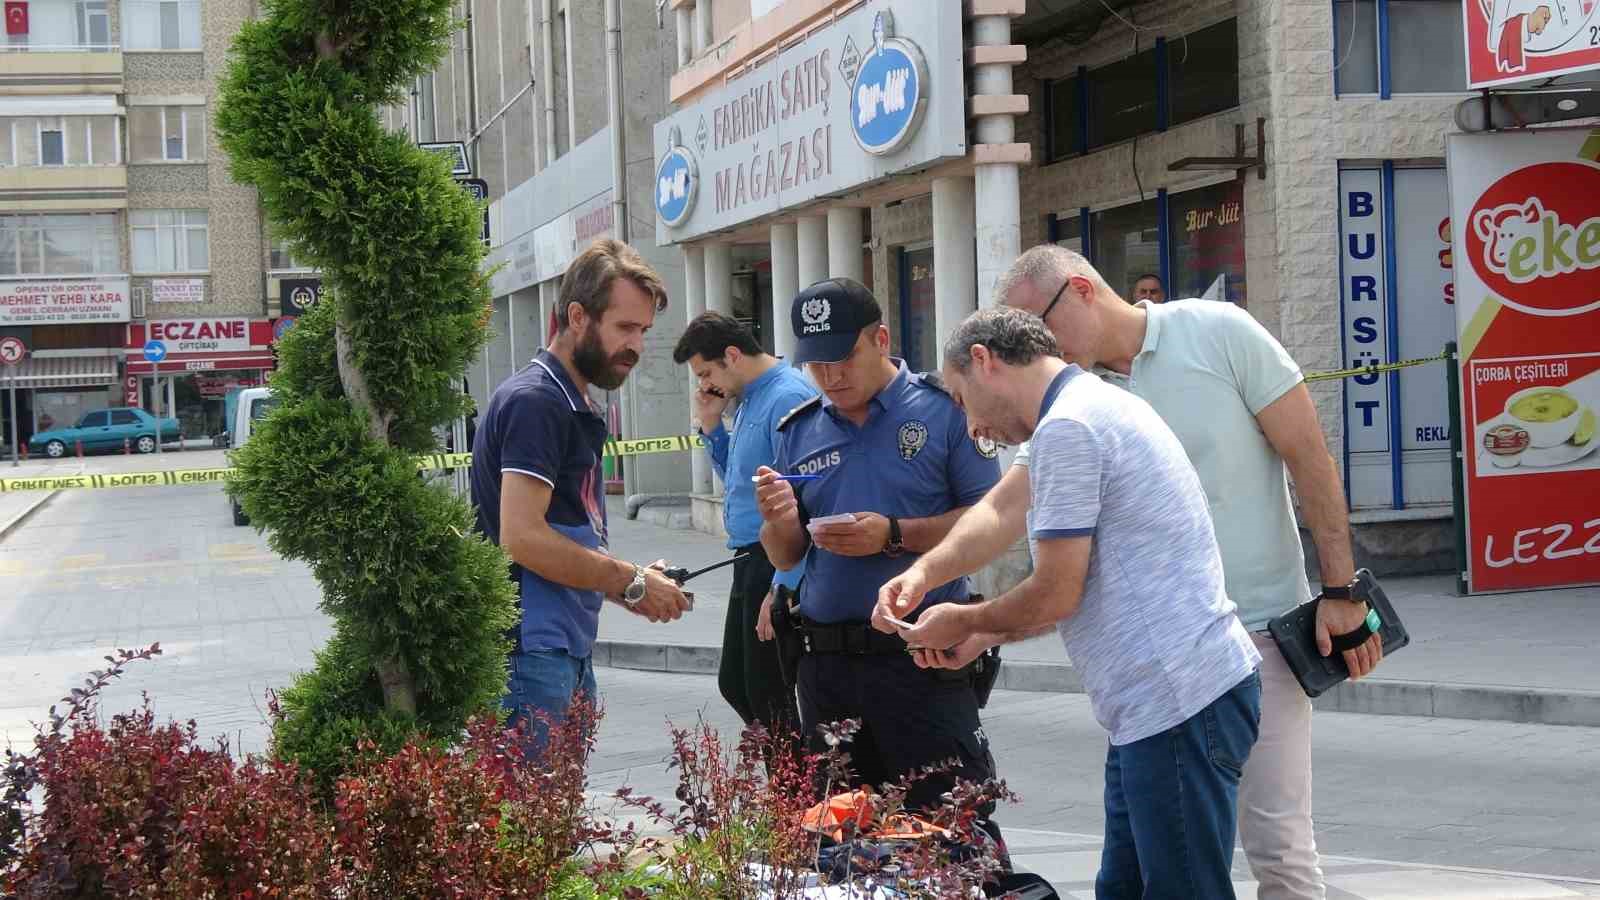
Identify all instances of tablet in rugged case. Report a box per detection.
[1267,568,1411,698]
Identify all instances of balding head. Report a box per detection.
[993,245,1112,309]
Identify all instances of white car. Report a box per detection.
[228,387,278,526]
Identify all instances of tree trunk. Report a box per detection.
[336,318,417,717]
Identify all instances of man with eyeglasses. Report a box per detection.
[896,245,1379,900]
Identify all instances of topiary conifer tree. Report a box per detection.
[215,0,517,783]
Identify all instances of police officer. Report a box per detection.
[753,278,1004,837]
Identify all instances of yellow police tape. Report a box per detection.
[2,354,1452,494]
[0,435,710,494]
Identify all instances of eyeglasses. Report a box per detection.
[1039,278,1070,322]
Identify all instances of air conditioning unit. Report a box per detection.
[131,284,149,319]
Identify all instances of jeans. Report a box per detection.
[1097,670,1262,900]
[501,647,598,762]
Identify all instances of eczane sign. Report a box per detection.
[653,1,965,244]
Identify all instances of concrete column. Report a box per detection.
[683,244,710,495]
[675,4,692,66]
[932,176,978,348]
[703,240,733,315]
[693,0,711,56]
[826,207,863,282]
[769,222,798,359]
[971,14,1021,307]
[797,214,828,289]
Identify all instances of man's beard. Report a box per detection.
[573,324,639,391]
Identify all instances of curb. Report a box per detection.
[0,488,60,543]
[591,640,1600,729]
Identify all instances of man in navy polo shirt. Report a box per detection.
[471,239,690,754]
[751,278,1004,835]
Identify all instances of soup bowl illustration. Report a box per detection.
[1504,386,1582,448]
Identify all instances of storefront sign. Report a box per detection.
[1464,0,1600,89]
[0,278,130,326]
[489,189,613,298]
[123,373,140,406]
[281,277,325,316]
[152,278,205,304]
[655,129,697,227]
[653,0,965,244]
[147,318,254,354]
[1448,128,1600,593]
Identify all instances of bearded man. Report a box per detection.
[470,239,691,757]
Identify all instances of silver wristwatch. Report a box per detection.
[622,564,647,606]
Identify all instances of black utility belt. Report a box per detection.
[797,616,908,656]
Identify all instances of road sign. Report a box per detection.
[0,335,24,366]
[143,340,168,363]
[456,177,490,244]
[421,141,471,175]
[274,316,297,341]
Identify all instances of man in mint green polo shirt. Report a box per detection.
[989,246,1383,900]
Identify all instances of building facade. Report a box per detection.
[385,0,691,502]
[653,0,1474,575]
[0,0,288,451]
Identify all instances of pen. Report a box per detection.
[751,474,823,482]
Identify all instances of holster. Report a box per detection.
[966,594,1002,709]
[769,584,804,691]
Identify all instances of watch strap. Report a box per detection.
[887,515,903,551]
[1320,581,1355,600]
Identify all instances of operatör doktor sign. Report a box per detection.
[1448,129,1600,593]
[652,2,965,245]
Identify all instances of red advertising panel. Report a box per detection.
[1449,129,1600,593]
[1464,0,1600,89]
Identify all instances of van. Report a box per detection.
[228,387,279,526]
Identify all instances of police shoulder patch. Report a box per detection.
[776,395,822,431]
[973,435,1000,459]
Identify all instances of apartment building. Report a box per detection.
[381,0,691,501]
[0,0,287,449]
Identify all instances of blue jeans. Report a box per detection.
[1097,670,1262,900]
[502,648,598,762]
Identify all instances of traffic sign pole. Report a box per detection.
[1,336,27,467]
[7,380,16,468]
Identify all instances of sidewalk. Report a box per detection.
[600,497,1600,728]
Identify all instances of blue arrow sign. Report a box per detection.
[143,340,167,363]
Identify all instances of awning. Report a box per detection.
[0,354,117,390]
[126,350,276,375]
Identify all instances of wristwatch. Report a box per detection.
[1319,578,1359,601]
[622,564,647,606]
[883,516,905,558]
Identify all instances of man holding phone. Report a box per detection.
[752,278,1004,847]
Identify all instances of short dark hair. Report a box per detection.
[555,238,668,331]
[1134,273,1163,286]
[943,307,1061,373]
[673,311,764,364]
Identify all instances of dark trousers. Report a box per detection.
[797,650,998,816]
[718,543,800,736]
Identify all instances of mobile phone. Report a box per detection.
[881,613,914,630]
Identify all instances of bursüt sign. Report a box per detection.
[653,0,964,245]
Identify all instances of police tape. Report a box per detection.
[1301,351,1450,383]
[2,355,1453,495]
[0,435,710,494]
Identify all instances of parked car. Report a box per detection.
[227,387,278,526]
[28,408,181,458]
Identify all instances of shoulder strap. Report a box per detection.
[915,370,949,396]
[776,395,822,431]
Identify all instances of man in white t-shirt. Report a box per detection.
[876,307,1262,899]
[985,246,1381,900]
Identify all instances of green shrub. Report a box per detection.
[215,0,517,787]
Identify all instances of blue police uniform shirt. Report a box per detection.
[699,361,818,591]
[774,360,1001,623]
[469,349,610,659]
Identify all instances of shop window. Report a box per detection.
[1168,179,1247,304]
[0,213,120,275]
[1337,164,1456,510]
[1169,19,1240,127]
[1087,49,1158,150]
[131,209,209,274]
[898,245,936,373]
[1334,0,1468,95]
[122,0,202,50]
[1045,19,1240,164]
[129,107,205,162]
[1089,199,1161,299]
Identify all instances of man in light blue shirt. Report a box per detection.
[675,312,816,734]
[879,308,1261,899]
